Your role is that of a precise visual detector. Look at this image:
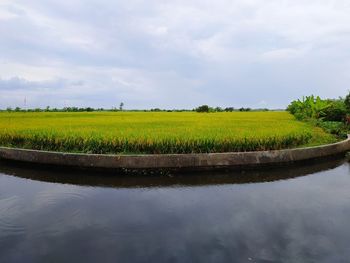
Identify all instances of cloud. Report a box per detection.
[261,47,310,61]
[0,67,207,109]
[1,0,350,109]
[0,77,66,91]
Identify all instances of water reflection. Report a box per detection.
[0,156,346,188]
[1,157,350,262]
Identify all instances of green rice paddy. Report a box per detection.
[0,111,337,154]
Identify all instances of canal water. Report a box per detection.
[1,158,350,263]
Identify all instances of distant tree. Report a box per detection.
[119,102,124,111]
[239,107,251,112]
[214,107,223,112]
[195,105,210,113]
[224,107,235,112]
[15,107,21,112]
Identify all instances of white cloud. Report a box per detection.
[0,9,18,20]
[261,47,310,61]
[1,0,350,109]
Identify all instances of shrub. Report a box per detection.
[287,95,331,120]
[320,100,346,122]
[317,121,347,138]
[345,91,350,111]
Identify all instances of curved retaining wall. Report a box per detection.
[0,136,350,170]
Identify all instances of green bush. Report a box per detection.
[287,95,331,120]
[287,96,347,122]
[317,121,347,138]
[344,92,350,111]
[320,100,346,122]
[287,95,350,137]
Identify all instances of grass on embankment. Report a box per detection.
[0,111,337,154]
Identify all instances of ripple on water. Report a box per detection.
[28,187,93,237]
[34,186,89,208]
[0,196,26,237]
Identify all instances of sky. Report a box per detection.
[1,0,350,109]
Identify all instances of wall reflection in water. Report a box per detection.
[0,157,350,262]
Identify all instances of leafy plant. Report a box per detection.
[320,100,346,122]
[317,121,347,138]
[287,95,331,120]
[344,92,350,111]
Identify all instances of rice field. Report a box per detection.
[0,111,337,154]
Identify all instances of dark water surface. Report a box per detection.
[1,159,350,263]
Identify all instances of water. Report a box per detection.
[1,158,350,263]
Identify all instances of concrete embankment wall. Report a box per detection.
[0,136,350,171]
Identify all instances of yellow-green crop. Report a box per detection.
[0,111,336,154]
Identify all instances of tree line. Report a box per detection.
[2,105,270,112]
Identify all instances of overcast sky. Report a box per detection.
[1,0,350,109]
